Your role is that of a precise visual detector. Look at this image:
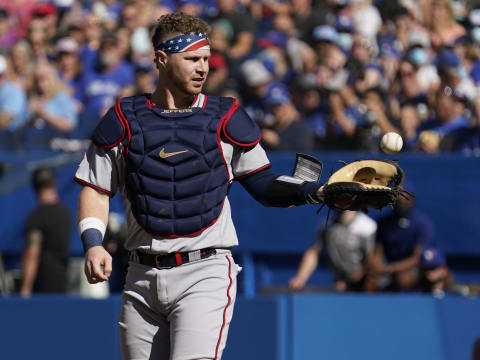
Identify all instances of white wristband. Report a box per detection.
[78,217,107,237]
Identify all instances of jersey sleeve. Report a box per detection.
[231,143,271,180]
[74,142,123,196]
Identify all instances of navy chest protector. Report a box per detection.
[92,94,261,237]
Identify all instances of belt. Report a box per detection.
[130,248,217,269]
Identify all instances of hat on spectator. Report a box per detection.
[264,83,291,107]
[436,49,461,70]
[55,37,79,54]
[469,8,480,26]
[292,73,318,92]
[258,31,288,49]
[178,0,201,6]
[101,31,117,45]
[131,27,152,54]
[34,3,57,17]
[0,55,6,75]
[313,25,339,44]
[134,58,153,74]
[53,0,74,9]
[408,30,430,48]
[380,43,402,58]
[335,15,355,33]
[420,247,446,269]
[241,59,272,87]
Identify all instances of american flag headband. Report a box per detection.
[155,33,210,53]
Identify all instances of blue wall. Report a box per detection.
[1,152,479,257]
[1,294,479,360]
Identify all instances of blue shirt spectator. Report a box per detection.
[23,61,78,149]
[0,54,28,131]
[377,208,435,263]
[75,33,134,138]
[0,77,28,131]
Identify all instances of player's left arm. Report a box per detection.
[239,166,323,207]
[225,104,324,206]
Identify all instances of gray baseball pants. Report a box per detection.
[118,250,238,360]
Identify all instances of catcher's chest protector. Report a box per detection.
[120,95,233,237]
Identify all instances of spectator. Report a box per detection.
[0,7,15,50]
[26,15,50,59]
[24,61,77,148]
[289,210,377,292]
[261,82,315,151]
[55,37,82,97]
[406,30,440,94]
[290,73,328,147]
[0,54,28,133]
[75,31,134,138]
[0,0,37,40]
[417,85,472,153]
[240,58,274,126]
[212,0,256,64]
[204,50,229,96]
[20,166,72,297]
[80,13,103,72]
[429,0,466,48]
[367,187,435,292]
[399,105,423,150]
[418,246,449,295]
[9,39,35,92]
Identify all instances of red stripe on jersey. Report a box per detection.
[216,99,239,179]
[214,256,233,360]
[202,95,208,109]
[235,163,272,180]
[74,177,114,196]
[115,100,132,143]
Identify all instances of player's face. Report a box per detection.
[166,49,210,95]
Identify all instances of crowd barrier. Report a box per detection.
[1,151,479,256]
[1,151,479,294]
[0,293,478,360]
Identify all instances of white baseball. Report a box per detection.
[380,132,403,154]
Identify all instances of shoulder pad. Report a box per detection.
[221,101,261,147]
[92,100,130,148]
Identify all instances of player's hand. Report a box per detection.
[289,276,306,291]
[316,185,325,202]
[84,246,112,284]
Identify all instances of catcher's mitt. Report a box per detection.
[322,159,412,211]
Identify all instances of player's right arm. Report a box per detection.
[75,105,124,283]
[78,186,112,284]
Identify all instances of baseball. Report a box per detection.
[380,132,403,154]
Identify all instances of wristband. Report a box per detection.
[299,181,323,204]
[78,217,106,253]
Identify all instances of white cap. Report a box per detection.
[56,37,79,53]
[0,55,7,74]
[131,27,153,54]
[408,30,430,48]
[241,59,272,87]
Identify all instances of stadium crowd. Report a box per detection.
[0,0,479,154]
